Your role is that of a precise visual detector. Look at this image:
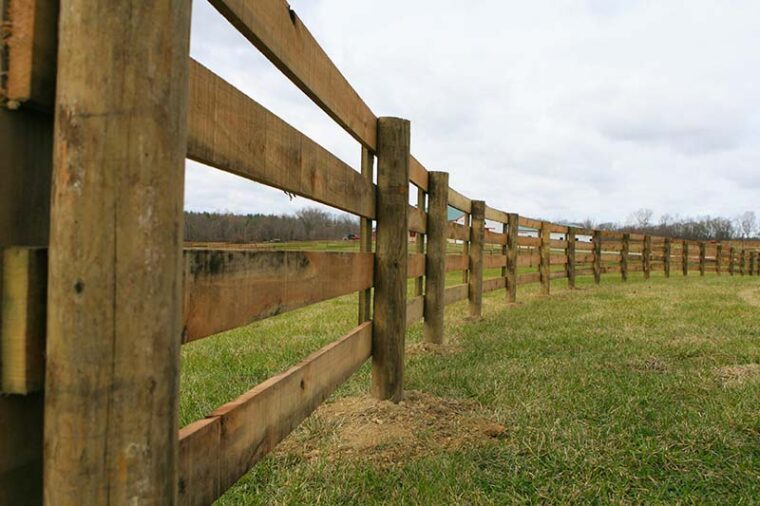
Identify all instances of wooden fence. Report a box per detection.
[1,1,758,504]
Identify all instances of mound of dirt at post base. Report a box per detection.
[277,390,508,466]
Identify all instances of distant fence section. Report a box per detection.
[1,1,758,504]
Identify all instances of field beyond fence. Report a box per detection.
[1,1,758,504]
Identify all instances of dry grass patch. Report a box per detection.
[716,363,760,386]
[406,342,464,357]
[277,390,507,466]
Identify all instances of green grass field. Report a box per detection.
[180,272,760,504]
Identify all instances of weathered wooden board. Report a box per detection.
[1,0,59,109]
[484,255,508,269]
[178,417,221,506]
[183,250,373,342]
[484,230,507,245]
[406,295,424,325]
[446,254,469,272]
[518,216,543,230]
[447,188,472,212]
[408,205,427,233]
[517,236,541,247]
[409,155,429,191]
[407,253,425,279]
[179,322,372,502]
[447,222,470,242]
[517,272,541,285]
[208,0,376,149]
[1,246,46,394]
[550,271,568,280]
[483,277,506,292]
[444,284,469,305]
[485,206,509,223]
[188,61,375,218]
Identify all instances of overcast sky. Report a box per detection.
[187,1,760,225]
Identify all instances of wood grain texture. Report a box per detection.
[408,205,427,234]
[407,253,426,280]
[188,61,375,218]
[539,223,551,295]
[44,2,192,502]
[371,117,409,402]
[664,238,672,278]
[699,242,706,277]
[406,295,424,325]
[1,247,46,394]
[485,206,509,223]
[409,155,429,191]
[517,272,541,285]
[181,322,372,503]
[444,284,469,305]
[208,0,376,149]
[506,214,519,301]
[468,201,485,317]
[447,222,470,242]
[447,188,472,212]
[483,277,506,293]
[484,255,508,269]
[445,254,469,272]
[621,234,630,282]
[358,148,374,323]
[566,228,576,289]
[2,0,58,109]
[484,229,507,245]
[423,172,448,344]
[593,231,602,284]
[183,250,373,343]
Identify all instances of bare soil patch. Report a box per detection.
[277,390,507,465]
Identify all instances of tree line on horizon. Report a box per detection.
[185,207,758,243]
[571,209,758,241]
[185,208,359,243]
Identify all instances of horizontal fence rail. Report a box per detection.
[1,0,759,504]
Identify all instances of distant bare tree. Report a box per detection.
[736,211,757,238]
[630,208,654,228]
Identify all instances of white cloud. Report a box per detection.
[187,0,760,223]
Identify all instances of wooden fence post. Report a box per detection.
[506,213,519,302]
[729,246,736,275]
[358,147,374,323]
[715,243,723,276]
[643,235,651,280]
[751,252,757,276]
[621,233,630,282]
[44,2,192,502]
[371,117,410,403]
[469,201,486,317]
[423,171,448,344]
[540,222,551,294]
[414,186,426,296]
[664,238,671,278]
[593,230,602,285]
[699,242,706,276]
[567,228,576,289]
[683,241,689,276]
[740,250,746,276]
